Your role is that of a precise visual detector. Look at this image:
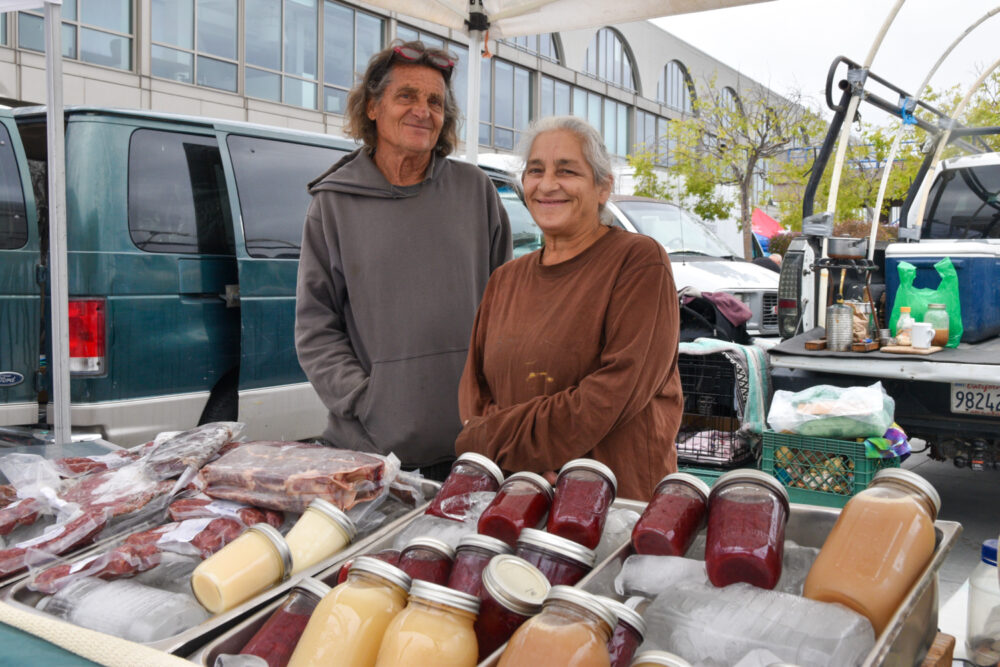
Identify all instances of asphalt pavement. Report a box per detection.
[902,446,999,604]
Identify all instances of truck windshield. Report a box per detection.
[923,163,1000,239]
[615,200,736,257]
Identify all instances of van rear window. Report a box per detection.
[227,135,348,259]
[923,164,1000,239]
[128,129,234,255]
[0,124,28,250]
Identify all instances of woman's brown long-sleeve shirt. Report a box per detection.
[455,227,682,501]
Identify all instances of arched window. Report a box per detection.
[584,28,637,92]
[720,86,741,113]
[505,33,561,64]
[659,61,694,113]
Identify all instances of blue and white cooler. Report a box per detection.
[885,240,1000,343]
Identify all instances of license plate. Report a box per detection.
[951,383,1000,417]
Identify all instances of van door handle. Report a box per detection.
[224,284,240,308]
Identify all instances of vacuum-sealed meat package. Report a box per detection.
[196,442,391,513]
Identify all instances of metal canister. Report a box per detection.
[826,303,854,351]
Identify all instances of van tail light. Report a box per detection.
[68,299,106,374]
[777,252,804,339]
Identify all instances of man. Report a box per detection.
[295,41,512,479]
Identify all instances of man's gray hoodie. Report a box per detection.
[295,148,512,468]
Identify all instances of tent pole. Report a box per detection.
[465,0,487,164]
[44,1,70,450]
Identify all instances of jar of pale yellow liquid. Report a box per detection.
[285,498,357,574]
[374,580,480,667]
[191,523,292,614]
[499,586,614,667]
[288,556,411,667]
[803,468,940,636]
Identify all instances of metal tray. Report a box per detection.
[189,497,639,665]
[479,500,961,667]
[1,481,439,657]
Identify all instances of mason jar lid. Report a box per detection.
[709,469,790,517]
[516,528,596,567]
[630,649,694,667]
[401,536,457,561]
[503,471,554,500]
[306,498,358,542]
[928,303,947,309]
[557,459,618,496]
[293,576,332,600]
[409,579,480,615]
[350,555,412,591]
[481,554,550,616]
[248,523,294,581]
[653,472,710,502]
[542,586,616,631]
[457,533,512,556]
[453,452,505,486]
[871,468,941,518]
[594,595,646,638]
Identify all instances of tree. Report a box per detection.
[667,80,825,258]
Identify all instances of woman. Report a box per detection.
[455,116,682,501]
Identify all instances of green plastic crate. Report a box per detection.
[761,431,900,508]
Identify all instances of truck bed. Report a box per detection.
[769,328,1000,383]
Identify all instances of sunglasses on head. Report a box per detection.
[392,45,455,76]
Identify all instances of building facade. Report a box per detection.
[0,2,777,187]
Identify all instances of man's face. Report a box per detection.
[367,63,446,160]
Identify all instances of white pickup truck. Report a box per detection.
[769,59,1000,469]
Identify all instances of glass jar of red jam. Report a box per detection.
[514,528,596,587]
[478,472,553,547]
[239,577,331,667]
[705,469,790,590]
[446,534,512,597]
[596,596,647,667]
[334,548,401,585]
[425,452,504,521]
[546,459,617,549]
[474,554,551,661]
[631,472,710,557]
[397,536,456,585]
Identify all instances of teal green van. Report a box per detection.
[0,107,530,446]
[0,107,356,445]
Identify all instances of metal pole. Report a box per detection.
[465,0,487,164]
[44,1,70,449]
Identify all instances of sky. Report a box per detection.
[651,0,999,117]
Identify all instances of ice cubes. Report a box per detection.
[595,508,641,563]
[614,555,707,598]
[391,493,495,551]
[40,576,209,642]
[640,581,875,667]
[775,540,820,596]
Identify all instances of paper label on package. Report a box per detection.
[205,500,246,518]
[69,554,101,574]
[156,518,213,547]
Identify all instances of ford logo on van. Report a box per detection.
[0,372,24,387]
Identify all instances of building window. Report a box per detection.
[241,0,318,107]
[152,0,240,93]
[568,86,628,157]
[721,86,740,113]
[504,34,559,63]
[479,58,532,150]
[1,15,7,47]
[584,27,636,92]
[659,60,694,113]
[540,76,570,118]
[19,0,132,71]
[322,2,383,114]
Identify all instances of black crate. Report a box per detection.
[676,353,755,468]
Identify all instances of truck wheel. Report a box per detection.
[199,368,239,425]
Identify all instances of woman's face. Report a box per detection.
[522,129,610,239]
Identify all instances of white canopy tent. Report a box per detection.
[3,0,773,448]
[365,0,775,162]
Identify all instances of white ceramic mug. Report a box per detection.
[911,321,934,349]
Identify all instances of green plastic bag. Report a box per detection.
[888,257,963,347]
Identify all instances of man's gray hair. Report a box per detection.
[517,115,614,188]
